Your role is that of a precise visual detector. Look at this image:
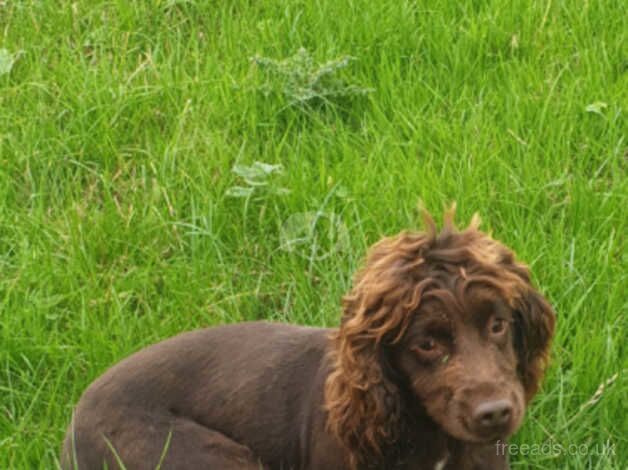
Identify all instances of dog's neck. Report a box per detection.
[395,398,450,464]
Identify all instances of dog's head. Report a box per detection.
[325,208,555,467]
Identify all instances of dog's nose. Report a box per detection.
[472,399,513,431]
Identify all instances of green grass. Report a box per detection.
[0,0,626,468]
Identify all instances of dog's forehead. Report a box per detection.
[415,284,511,325]
[464,285,510,311]
[413,299,452,324]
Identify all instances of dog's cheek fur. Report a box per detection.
[412,360,475,440]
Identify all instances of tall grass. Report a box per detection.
[0,1,625,468]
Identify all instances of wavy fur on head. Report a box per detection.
[324,207,555,469]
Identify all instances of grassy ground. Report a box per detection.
[1,1,626,468]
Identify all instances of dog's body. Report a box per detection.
[63,211,554,469]
[62,322,506,469]
[63,323,333,469]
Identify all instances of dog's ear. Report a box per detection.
[324,232,430,469]
[324,301,403,470]
[513,289,555,401]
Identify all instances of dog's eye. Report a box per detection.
[411,337,446,362]
[490,317,508,335]
[418,339,436,351]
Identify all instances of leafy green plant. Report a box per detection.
[0,48,20,76]
[226,161,289,199]
[251,48,372,109]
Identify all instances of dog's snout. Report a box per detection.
[472,399,513,431]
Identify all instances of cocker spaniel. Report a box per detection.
[62,209,555,469]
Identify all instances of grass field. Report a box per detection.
[1,1,626,468]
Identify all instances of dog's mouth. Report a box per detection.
[459,416,511,443]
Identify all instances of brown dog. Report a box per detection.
[62,210,555,469]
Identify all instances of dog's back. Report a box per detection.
[62,321,332,469]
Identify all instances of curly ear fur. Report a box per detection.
[514,288,556,401]
[324,233,435,468]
